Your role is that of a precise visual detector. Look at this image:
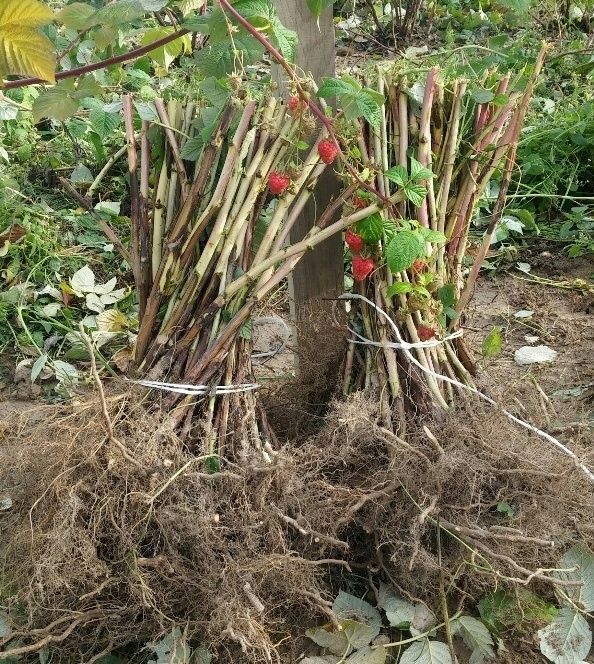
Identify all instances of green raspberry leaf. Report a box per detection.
[356,212,384,244]
[386,230,425,274]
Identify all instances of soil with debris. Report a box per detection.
[0,257,593,663]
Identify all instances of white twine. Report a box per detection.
[340,293,594,485]
[128,378,259,396]
[127,316,290,395]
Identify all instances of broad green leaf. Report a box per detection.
[58,2,96,30]
[556,544,594,612]
[538,608,592,664]
[399,640,452,664]
[32,85,80,122]
[318,77,359,100]
[271,19,298,63]
[472,88,496,104]
[410,157,434,181]
[199,77,231,108]
[306,619,378,656]
[90,109,121,139]
[175,0,206,15]
[385,229,425,274]
[438,284,456,309]
[140,27,190,70]
[332,591,382,631]
[384,165,407,187]
[351,91,382,130]
[0,99,18,120]
[71,163,93,183]
[301,657,340,664]
[233,0,275,31]
[403,183,427,207]
[478,589,557,635]
[482,326,503,358]
[419,228,446,244]
[88,0,146,28]
[31,353,48,383]
[134,100,158,121]
[387,282,413,298]
[180,136,203,161]
[377,583,415,628]
[139,0,170,9]
[346,645,387,663]
[451,616,494,664]
[306,0,336,18]
[497,0,533,14]
[195,33,264,78]
[355,213,384,244]
[0,0,56,83]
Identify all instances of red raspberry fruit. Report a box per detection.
[352,195,368,210]
[411,259,426,273]
[345,229,364,254]
[318,139,338,165]
[268,172,291,196]
[288,95,304,114]
[417,325,436,342]
[352,256,374,282]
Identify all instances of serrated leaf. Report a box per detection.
[133,100,158,121]
[70,264,96,295]
[318,77,357,99]
[384,165,407,187]
[53,360,79,384]
[346,645,387,663]
[478,589,557,635]
[419,228,446,244]
[410,157,434,181]
[141,27,190,71]
[451,616,494,664]
[199,77,231,108]
[403,183,427,208]
[180,136,203,161]
[472,89,496,104]
[332,591,382,630]
[556,544,594,612]
[411,603,437,635]
[538,608,592,664]
[386,230,425,274]
[96,309,128,332]
[300,657,340,664]
[355,213,384,244]
[32,84,80,122]
[89,0,146,27]
[195,33,264,78]
[0,98,18,120]
[399,640,452,664]
[438,284,456,309]
[90,109,121,139]
[58,2,96,29]
[71,163,93,184]
[482,326,503,358]
[377,583,415,628]
[0,0,56,83]
[271,18,297,63]
[352,91,382,130]
[306,624,349,656]
[175,0,206,15]
[387,282,413,298]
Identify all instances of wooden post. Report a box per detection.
[273,0,343,318]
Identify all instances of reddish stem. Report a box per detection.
[217,0,392,207]
[3,28,190,90]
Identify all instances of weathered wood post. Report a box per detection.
[273,1,343,319]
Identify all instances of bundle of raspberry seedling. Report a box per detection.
[115,90,396,461]
[339,49,546,426]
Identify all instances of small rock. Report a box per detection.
[514,309,534,319]
[514,345,558,366]
[0,496,13,511]
[524,335,540,343]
